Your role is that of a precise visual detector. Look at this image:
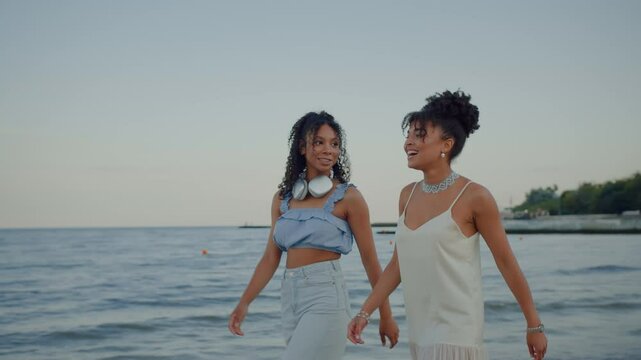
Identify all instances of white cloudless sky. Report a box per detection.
[1,0,640,228]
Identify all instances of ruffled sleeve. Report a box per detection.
[323,183,355,212]
[280,193,291,214]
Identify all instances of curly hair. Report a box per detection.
[278,111,351,197]
[402,90,480,162]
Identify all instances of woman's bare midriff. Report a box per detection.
[286,248,341,268]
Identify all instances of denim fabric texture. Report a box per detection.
[280,260,351,360]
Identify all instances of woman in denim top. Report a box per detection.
[229,111,399,359]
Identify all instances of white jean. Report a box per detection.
[280,260,351,360]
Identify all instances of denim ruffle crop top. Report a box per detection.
[273,183,355,255]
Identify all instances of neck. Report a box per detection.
[422,163,452,185]
[306,168,330,180]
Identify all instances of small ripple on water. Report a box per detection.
[31,319,165,345]
[556,265,641,276]
[99,355,199,360]
[629,328,641,336]
[485,298,641,315]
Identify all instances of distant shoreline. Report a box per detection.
[240,214,641,234]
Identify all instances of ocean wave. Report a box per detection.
[99,355,198,360]
[97,322,157,332]
[630,328,641,336]
[101,296,223,309]
[0,280,41,290]
[348,288,374,298]
[484,300,521,313]
[0,263,87,271]
[485,298,641,314]
[76,345,139,353]
[179,314,229,323]
[556,265,641,276]
[39,321,160,343]
[178,311,278,325]
[574,301,641,310]
[41,329,106,341]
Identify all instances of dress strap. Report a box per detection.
[280,193,292,213]
[323,183,354,212]
[402,182,420,215]
[448,181,474,210]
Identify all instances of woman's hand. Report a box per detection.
[527,332,547,359]
[347,316,368,344]
[378,316,399,348]
[228,302,248,336]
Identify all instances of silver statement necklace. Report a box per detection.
[421,171,460,194]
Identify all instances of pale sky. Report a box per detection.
[1,0,640,228]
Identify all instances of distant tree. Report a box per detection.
[573,183,601,214]
[560,190,579,214]
[624,172,641,210]
[514,185,559,214]
[525,185,558,204]
[597,181,626,213]
[523,172,641,215]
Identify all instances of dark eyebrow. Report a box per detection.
[313,135,338,141]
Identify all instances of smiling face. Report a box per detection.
[404,120,453,170]
[301,124,340,177]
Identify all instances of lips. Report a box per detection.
[406,149,418,159]
[318,158,333,165]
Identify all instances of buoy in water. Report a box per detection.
[201,249,209,255]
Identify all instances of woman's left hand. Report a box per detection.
[347,316,368,344]
[378,316,399,348]
[527,332,547,359]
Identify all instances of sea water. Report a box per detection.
[1,227,640,359]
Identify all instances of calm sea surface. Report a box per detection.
[1,227,640,360]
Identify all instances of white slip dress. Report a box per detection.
[396,181,489,360]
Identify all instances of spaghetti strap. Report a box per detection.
[402,182,420,215]
[448,181,474,210]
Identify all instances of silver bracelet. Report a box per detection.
[526,323,545,334]
[354,310,370,324]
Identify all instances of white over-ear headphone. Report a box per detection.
[292,171,333,200]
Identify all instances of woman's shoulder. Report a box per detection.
[271,190,285,216]
[272,190,284,203]
[459,178,497,210]
[339,182,360,200]
[331,183,364,214]
[396,182,418,210]
[461,179,491,197]
[272,188,290,202]
[400,181,418,193]
[398,181,419,200]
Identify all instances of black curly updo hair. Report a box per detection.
[278,111,351,197]
[402,90,480,162]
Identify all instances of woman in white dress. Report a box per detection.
[347,90,548,359]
